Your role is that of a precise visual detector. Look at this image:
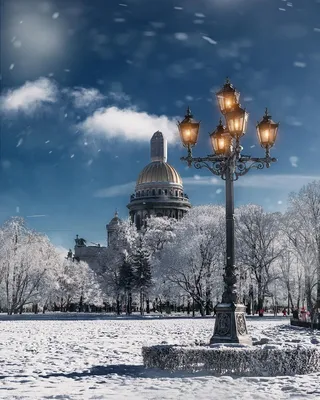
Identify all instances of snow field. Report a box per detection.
[0,317,319,399]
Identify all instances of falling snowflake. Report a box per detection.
[174,6,183,10]
[216,189,222,194]
[49,151,53,154]
[13,40,22,48]
[64,113,68,118]
[289,156,299,167]
[52,12,59,19]
[174,32,188,41]
[16,138,23,147]
[70,154,75,158]
[9,64,15,70]
[194,13,205,18]
[45,140,50,144]
[144,31,156,37]
[114,18,125,23]
[202,36,217,45]
[293,61,306,68]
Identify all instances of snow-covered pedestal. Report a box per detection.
[142,343,320,376]
[210,303,252,346]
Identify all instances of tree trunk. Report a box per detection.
[126,292,132,315]
[305,277,313,316]
[257,281,264,316]
[79,295,83,312]
[140,289,144,316]
[116,295,121,315]
[146,298,150,314]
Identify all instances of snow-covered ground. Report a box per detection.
[0,316,319,399]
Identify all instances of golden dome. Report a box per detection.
[136,162,182,186]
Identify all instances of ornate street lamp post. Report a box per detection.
[178,79,279,345]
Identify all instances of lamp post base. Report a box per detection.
[210,303,252,346]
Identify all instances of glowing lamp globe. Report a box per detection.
[216,78,240,115]
[225,104,249,139]
[210,120,232,156]
[256,109,279,149]
[178,107,201,148]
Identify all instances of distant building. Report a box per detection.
[127,131,191,230]
[73,131,191,266]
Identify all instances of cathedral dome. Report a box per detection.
[136,161,182,186]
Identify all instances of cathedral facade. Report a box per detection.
[74,131,191,263]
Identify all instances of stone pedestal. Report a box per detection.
[210,303,252,345]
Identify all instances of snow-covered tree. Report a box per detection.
[235,205,283,313]
[160,205,225,316]
[0,218,59,314]
[286,181,320,317]
[132,237,152,315]
[55,259,103,311]
[142,216,177,257]
[98,219,139,314]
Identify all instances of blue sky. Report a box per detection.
[1,0,320,249]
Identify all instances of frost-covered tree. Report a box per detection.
[99,219,139,314]
[286,181,320,318]
[142,216,177,257]
[55,259,103,311]
[132,237,152,315]
[160,205,225,316]
[235,205,283,313]
[0,218,59,314]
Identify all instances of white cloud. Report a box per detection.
[289,156,299,167]
[182,174,319,192]
[79,106,179,143]
[94,181,135,198]
[66,87,105,108]
[0,77,57,113]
